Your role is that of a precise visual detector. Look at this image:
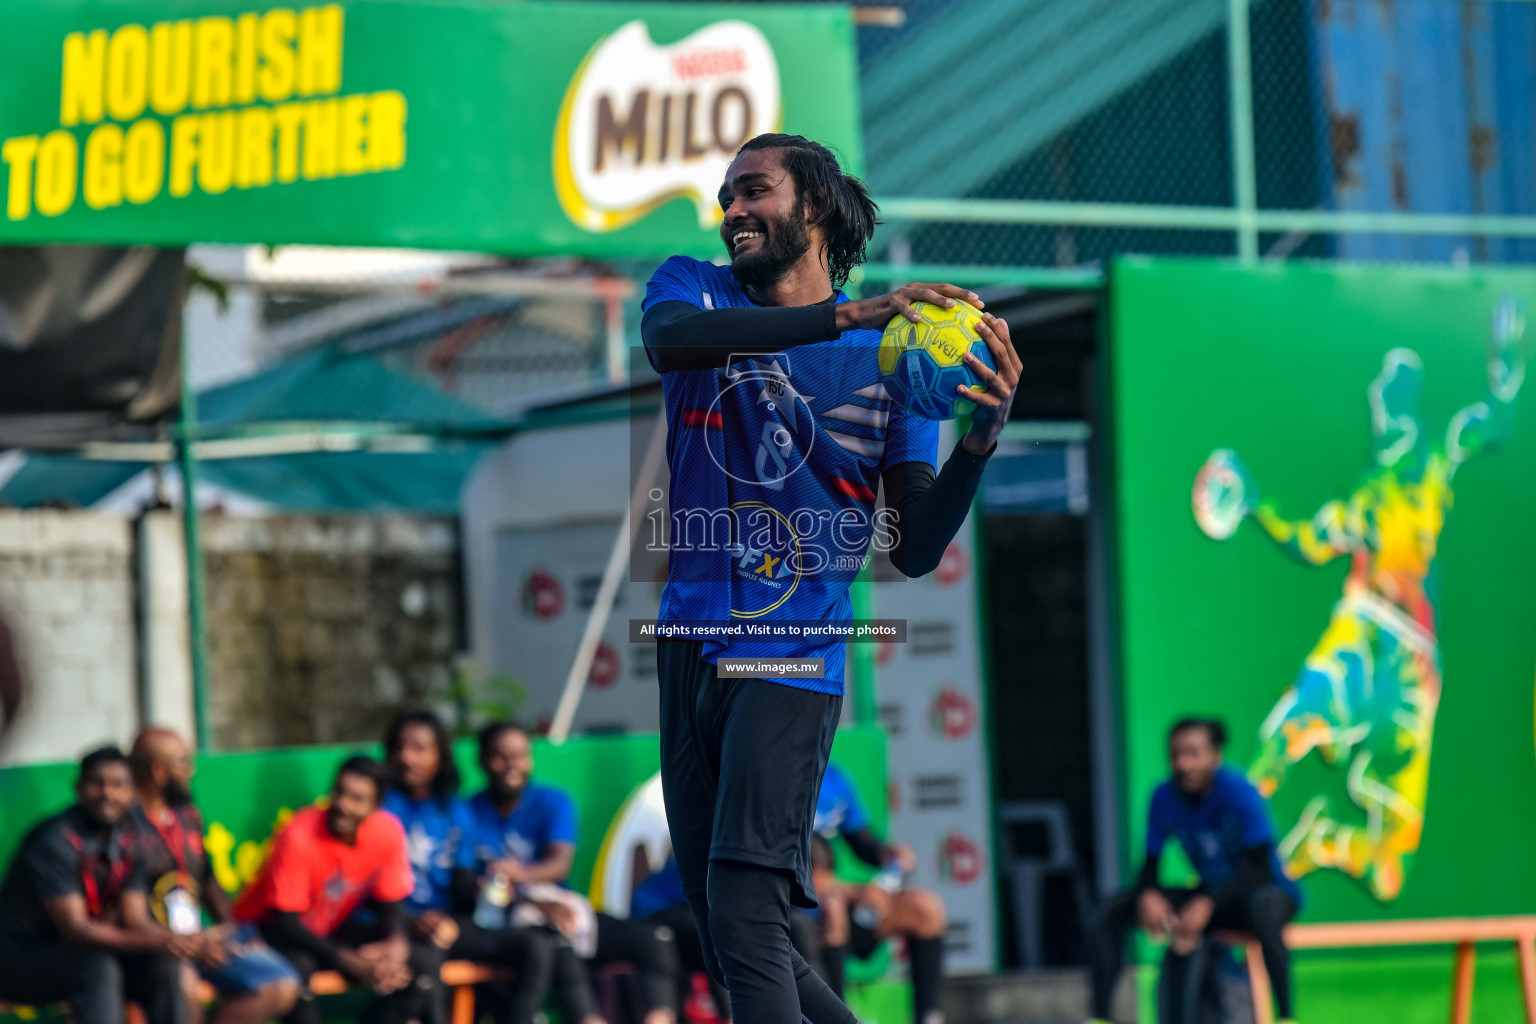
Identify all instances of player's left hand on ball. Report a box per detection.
[961,312,1021,454]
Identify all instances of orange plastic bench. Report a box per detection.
[1215,916,1536,1024]
[3,960,503,1024]
[300,961,501,1024]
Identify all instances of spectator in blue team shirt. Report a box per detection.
[799,762,948,1024]
[466,722,678,1024]
[1087,718,1302,1024]
[382,712,554,1024]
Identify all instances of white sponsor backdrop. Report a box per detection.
[491,519,667,733]
[867,431,998,975]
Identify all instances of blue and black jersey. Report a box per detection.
[642,255,942,693]
[1145,767,1304,908]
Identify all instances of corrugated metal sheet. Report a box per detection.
[861,0,1229,197]
[0,351,496,511]
[1315,0,1536,261]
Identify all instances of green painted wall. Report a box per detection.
[1111,258,1536,1020]
[0,727,887,899]
[1112,258,1536,919]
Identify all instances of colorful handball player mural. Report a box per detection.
[1190,298,1526,900]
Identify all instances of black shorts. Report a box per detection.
[657,639,842,909]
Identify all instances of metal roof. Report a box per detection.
[861,0,1229,197]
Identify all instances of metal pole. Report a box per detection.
[1228,0,1259,263]
[177,343,213,751]
[603,287,627,386]
[875,197,1536,237]
[549,411,669,743]
[849,562,878,726]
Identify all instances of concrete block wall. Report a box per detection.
[202,514,461,750]
[0,512,140,766]
[0,509,461,764]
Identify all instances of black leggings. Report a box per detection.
[687,862,854,1024]
[0,939,184,1024]
[409,921,556,1024]
[1089,884,1296,1022]
[658,644,854,1024]
[263,919,438,1024]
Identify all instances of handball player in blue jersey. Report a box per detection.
[642,134,1020,1024]
[1087,719,1301,1024]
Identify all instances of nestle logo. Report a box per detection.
[672,48,747,80]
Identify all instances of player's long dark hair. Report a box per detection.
[384,709,461,806]
[739,133,879,289]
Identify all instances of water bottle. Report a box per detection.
[852,861,904,930]
[473,873,512,929]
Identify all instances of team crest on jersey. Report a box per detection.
[727,500,802,618]
[708,355,816,489]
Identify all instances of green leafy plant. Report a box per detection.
[436,657,528,738]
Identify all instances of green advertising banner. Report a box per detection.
[0,0,861,256]
[0,728,887,902]
[1111,258,1536,924]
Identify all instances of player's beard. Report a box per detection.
[730,199,812,290]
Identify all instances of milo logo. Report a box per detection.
[553,20,781,233]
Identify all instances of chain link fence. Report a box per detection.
[853,0,1536,277]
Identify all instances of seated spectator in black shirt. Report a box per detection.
[129,727,300,1024]
[0,746,200,1024]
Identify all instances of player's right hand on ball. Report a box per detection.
[836,283,983,332]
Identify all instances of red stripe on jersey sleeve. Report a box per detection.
[833,477,878,505]
[682,409,723,429]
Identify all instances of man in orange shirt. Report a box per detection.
[235,757,426,1024]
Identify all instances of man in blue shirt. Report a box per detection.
[644,133,1020,1024]
[382,711,553,1024]
[465,722,678,1024]
[802,763,946,1024]
[1088,719,1301,1024]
